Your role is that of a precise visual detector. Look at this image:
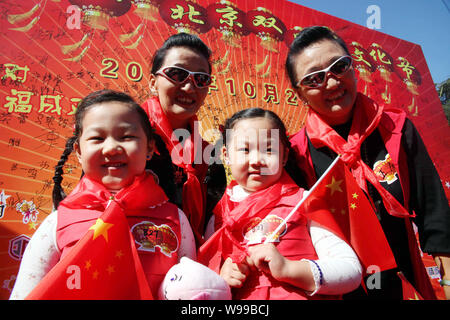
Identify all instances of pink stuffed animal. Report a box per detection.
[158,257,232,300]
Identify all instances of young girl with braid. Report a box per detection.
[10,90,196,299]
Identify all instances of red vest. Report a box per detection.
[232,196,319,300]
[56,173,181,297]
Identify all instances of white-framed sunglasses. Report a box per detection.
[296,55,353,88]
[156,65,212,88]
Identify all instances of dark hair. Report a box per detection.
[222,108,307,188]
[52,89,154,208]
[285,26,350,88]
[151,32,212,74]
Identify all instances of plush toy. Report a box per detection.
[158,257,232,300]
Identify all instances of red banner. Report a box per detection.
[0,0,448,299]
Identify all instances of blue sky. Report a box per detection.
[288,0,450,84]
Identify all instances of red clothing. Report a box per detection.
[141,97,209,245]
[290,93,435,299]
[57,172,181,298]
[199,172,331,300]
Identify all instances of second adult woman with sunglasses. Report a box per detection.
[142,33,226,247]
[285,26,450,299]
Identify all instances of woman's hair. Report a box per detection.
[150,32,212,74]
[52,89,154,209]
[222,108,307,188]
[285,26,350,88]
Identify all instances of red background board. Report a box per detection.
[0,0,448,299]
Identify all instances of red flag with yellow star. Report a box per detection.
[26,200,153,300]
[300,157,397,273]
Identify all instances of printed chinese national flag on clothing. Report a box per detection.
[26,200,153,300]
[301,157,397,273]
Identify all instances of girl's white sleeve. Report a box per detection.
[306,221,362,295]
[9,211,61,300]
[177,209,196,261]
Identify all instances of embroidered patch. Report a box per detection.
[243,214,287,244]
[131,221,179,257]
[373,153,398,185]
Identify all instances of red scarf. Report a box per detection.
[306,93,410,218]
[198,171,303,273]
[142,97,208,244]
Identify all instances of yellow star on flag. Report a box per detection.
[89,218,114,242]
[115,250,124,259]
[352,192,359,199]
[326,176,343,195]
[350,203,357,210]
[106,265,115,275]
[408,293,420,300]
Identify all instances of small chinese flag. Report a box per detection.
[26,200,153,300]
[300,157,397,273]
[398,272,423,300]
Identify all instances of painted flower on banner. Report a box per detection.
[159,0,211,34]
[207,1,249,47]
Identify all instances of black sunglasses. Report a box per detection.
[297,55,353,88]
[156,66,212,88]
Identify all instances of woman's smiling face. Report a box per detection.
[150,46,210,129]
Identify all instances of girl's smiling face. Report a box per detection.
[74,102,154,191]
[223,117,289,193]
[150,46,210,129]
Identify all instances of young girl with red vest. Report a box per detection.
[199,108,362,300]
[10,90,196,299]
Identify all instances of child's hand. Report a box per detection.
[220,257,250,288]
[247,243,287,281]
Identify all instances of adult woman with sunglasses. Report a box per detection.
[141,33,226,247]
[286,26,450,299]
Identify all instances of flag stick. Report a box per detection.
[264,155,341,243]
